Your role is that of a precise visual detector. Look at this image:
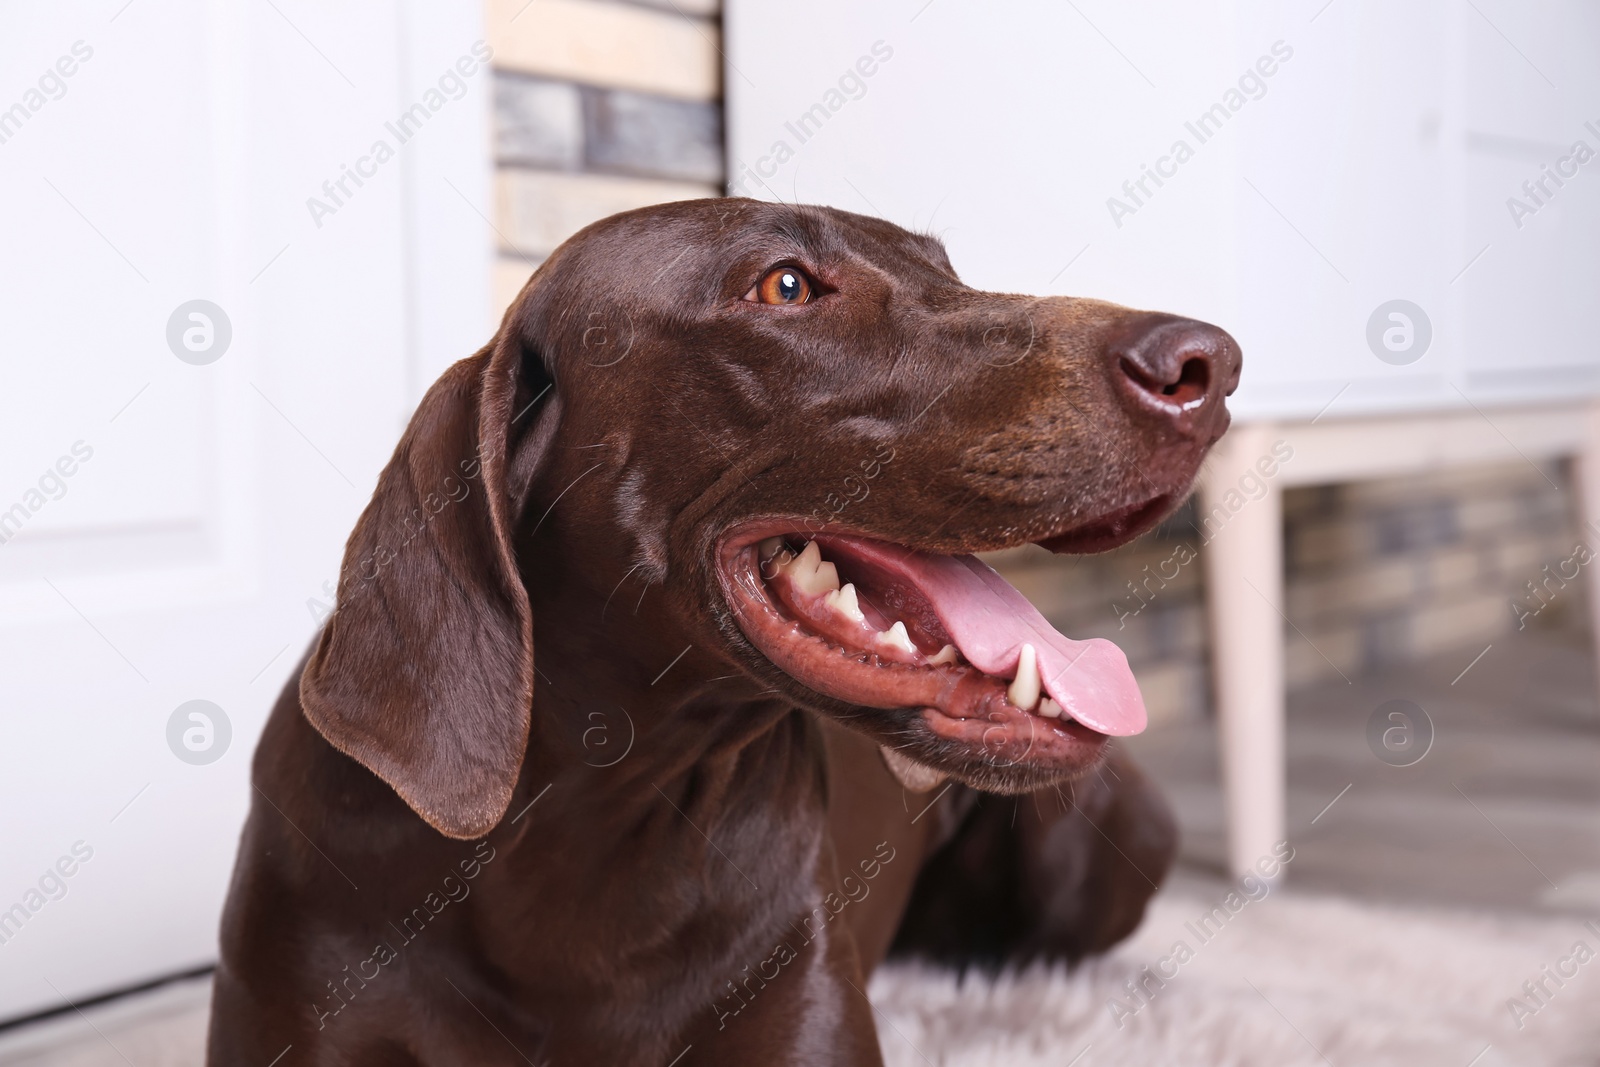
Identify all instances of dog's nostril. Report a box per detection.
[1110,315,1235,418]
[1119,353,1209,406]
[1163,357,1210,404]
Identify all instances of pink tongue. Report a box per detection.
[822,538,1147,736]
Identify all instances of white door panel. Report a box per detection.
[0,0,491,1021]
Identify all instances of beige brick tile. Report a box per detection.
[487,0,720,101]
[1422,544,1485,594]
[1286,624,1361,689]
[1409,593,1516,658]
[1000,566,1090,621]
[1287,557,1418,622]
[1496,536,1551,582]
[1122,554,1204,598]
[1288,519,1370,571]
[1132,660,1208,728]
[1280,486,1325,522]
[495,169,719,256]
[1339,461,1547,509]
[1457,496,1528,535]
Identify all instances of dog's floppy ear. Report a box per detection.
[300,334,554,839]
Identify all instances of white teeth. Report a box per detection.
[876,621,916,655]
[785,541,840,596]
[1038,697,1063,719]
[928,644,959,666]
[1008,643,1041,711]
[791,540,821,576]
[758,537,788,577]
[813,561,841,592]
[824,582,866,623]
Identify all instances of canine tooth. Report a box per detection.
[1039,697,1063,719]
[824,583,866,623]
[877,621,916,655]
[928,644,959,666]
[1008,644,1041,710]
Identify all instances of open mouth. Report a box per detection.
[717,528,1149,788]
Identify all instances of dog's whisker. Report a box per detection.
[602,562,645,622]
[529,461,604,536]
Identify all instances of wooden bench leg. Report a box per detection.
[1200,424,1287,879]
[1575,401,1600,687]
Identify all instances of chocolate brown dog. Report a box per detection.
[206,198,1239,1065]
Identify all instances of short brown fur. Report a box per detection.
[208,199,1238,1065]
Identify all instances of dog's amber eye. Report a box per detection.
[749,266,814,305]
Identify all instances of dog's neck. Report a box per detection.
[479,523,850,962]
[483,668,835,981]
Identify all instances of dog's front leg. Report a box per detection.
[892,747,1177,966]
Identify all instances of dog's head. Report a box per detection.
[300,199,1239,837]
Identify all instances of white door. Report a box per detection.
[0,0,492,1021]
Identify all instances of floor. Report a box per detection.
[3,629,1596,1063]
[1124,626,1600,916]
[0,978,211,1067]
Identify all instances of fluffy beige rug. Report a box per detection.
[2,891,1596,1066]
[870,889,1600,1066]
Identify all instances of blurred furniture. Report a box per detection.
[1202,403,1600,877]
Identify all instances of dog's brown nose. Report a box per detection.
[1107,313,1240,434]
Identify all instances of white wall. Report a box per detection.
[726,0,1600,421]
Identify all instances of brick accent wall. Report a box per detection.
[487,0,725,316]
